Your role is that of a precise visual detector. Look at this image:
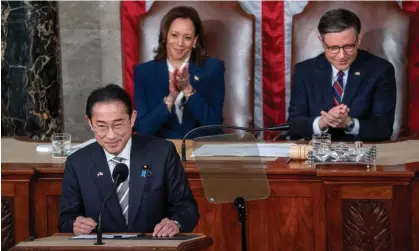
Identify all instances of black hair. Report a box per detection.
[318,8,361,36]
[85,84,132,119]
[154,5,206,66]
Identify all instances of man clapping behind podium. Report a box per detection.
[58,84,198,237]
[287,9,396,141]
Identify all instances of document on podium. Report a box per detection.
[70,234,137,240]
[70,234,200,240]
[191,143,296,157]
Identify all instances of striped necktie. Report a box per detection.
[333,71,344,106]
[111,157,129,224]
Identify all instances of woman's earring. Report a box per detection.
[193,45,196,48]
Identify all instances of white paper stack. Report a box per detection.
[70,234,137,240]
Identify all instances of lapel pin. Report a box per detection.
[355,72,360,75]
[141,165,151,177]
[194,75,199,81]
[97,172,103,177]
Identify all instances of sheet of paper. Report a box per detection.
[70,234,137,240]
[365,140,419,165]
[191,143,295,157]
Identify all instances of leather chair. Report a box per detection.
[137,1,255,131]
[292,1,410,139]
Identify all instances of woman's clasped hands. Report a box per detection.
[166,64,195,110]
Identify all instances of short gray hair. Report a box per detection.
[318,8,361,36]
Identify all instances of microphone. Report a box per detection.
[181,124,290,161]
[95,163,129,245]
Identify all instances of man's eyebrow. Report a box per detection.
[95,118,124,124]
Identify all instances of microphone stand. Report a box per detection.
[181,124,290,161]
[234,197,247,251]
[95,174,121,245]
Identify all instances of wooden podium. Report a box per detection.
[11,233,212,251]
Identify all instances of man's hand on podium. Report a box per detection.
[152,218,180,237]
[73,216,97,235]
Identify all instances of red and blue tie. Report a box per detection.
[333,71,344,106]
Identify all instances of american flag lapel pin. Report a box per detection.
[97,172,103,177]
[355,72,361,75]
[194,75,199,81]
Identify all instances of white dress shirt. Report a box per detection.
[167,56,190,124]
[103,137,132,182]
[312,65,360,135]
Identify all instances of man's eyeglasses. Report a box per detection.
[92,118,130,136]
[323,39,358,54]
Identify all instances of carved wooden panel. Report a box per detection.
[2,165,34,245]
[1,197,14,250]
[342,200,391,251]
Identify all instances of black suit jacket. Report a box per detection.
[58,135,199,233]
[287,49,396,141]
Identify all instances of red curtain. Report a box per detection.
[120,1,146,107]
[261,1,286,139]
[402,1,419,133]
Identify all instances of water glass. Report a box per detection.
[312,133,331,155]
[52,133,71,157]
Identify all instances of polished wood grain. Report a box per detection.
[325,184,344,251]
[311,183,327,251]
[192,194,241,250]
[247,195,314,251]
[340,186,393,199]
[190,181,324,251]
[391,185,412,251]
[33,180,62,237]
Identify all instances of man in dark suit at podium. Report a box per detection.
[58,84,198,237]
[287,8,396,141]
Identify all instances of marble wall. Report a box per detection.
[58,1,123,141]
[1,1,62,140]
[1,1,123,141]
